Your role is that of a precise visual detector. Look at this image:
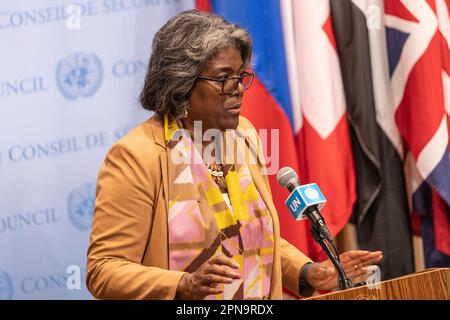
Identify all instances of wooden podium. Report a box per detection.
[306,268,450,300]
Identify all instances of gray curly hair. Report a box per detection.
[140,9,252,120]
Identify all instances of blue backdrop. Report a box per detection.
[0,0,194,300]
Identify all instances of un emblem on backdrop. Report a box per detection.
[67,183,96,231]
[56,52,103,100]
[0,271,13,300]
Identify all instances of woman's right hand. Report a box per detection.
[175,255,241,299]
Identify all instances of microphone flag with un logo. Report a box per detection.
[285,183,327,221]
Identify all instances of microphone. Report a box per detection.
[277,167,353,290]
[277,167,352,290]
[276,167,333,242]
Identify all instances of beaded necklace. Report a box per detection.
[206,163,228,190]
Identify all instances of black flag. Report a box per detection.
[330,0,414,279]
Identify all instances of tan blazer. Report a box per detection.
[86,115,311,299]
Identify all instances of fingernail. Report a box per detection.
[232,262,240,268]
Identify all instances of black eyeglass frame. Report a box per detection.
[197,71,254,94]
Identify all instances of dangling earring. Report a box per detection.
[183,108,188,119]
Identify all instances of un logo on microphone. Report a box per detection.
[0,271,13,300]
[56,52,103,100]
[304,187,320,200]
[67,183,96,231]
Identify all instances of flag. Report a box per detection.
[346,0,450,267]
[330,0,414,279]
[384,0,450,266]
[280,0,357,261]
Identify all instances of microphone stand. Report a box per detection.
[309,223,352,290]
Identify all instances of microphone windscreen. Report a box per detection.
[276,167,298,188]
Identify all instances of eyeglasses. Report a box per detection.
[197,72,254,95]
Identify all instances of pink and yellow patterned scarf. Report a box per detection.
[165,115,274,300]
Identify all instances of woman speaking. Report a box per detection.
[86,9,382,300]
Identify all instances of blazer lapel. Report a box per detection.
[150,116,170,227]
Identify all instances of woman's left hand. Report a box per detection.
[305,250,383,291]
